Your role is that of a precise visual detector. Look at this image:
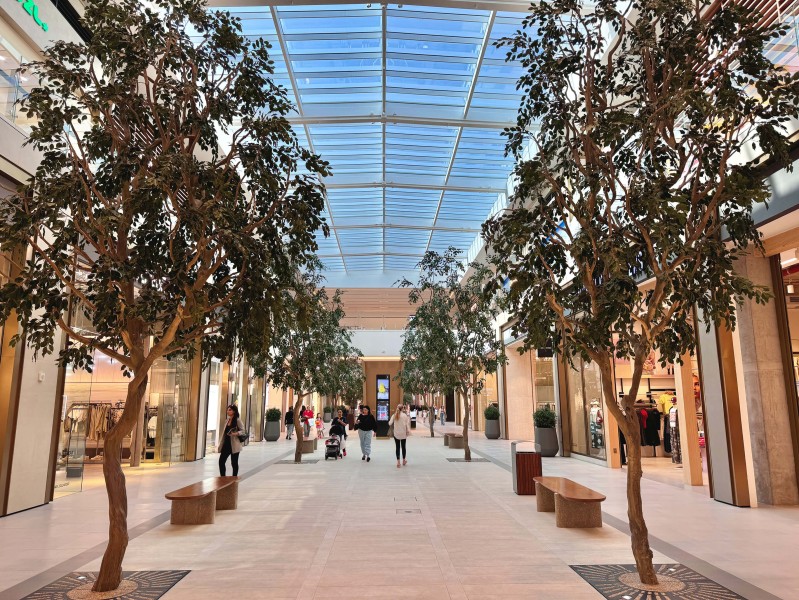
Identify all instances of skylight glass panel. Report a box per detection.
[386,228,431,252]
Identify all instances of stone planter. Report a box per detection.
[323,412,332,423]
[264,420,280,442]
[485,419,500,439]
[534,427,559,457]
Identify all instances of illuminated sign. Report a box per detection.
[17,0,48,32]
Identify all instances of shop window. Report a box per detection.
[566,358,606,460]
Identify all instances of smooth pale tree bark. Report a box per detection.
[429,394,435,438]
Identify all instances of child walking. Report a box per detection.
[315,413,324,438]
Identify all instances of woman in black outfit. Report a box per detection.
[355,405,377,461]
[330,409,348,457]
[285,407,295,440]
[219,404,245,476]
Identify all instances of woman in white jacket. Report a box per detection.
[389,404,412,468]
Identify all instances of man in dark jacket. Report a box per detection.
[285,407,295,440]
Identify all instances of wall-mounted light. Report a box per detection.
[787,284,795,294]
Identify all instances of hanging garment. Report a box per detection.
[670,407,682,464]
[636,408,648,445]
[663,411,672,454]
[645,408,661,446]
[88,405,109,441]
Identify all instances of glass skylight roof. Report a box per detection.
[218,1,529,279]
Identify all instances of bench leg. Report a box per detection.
[536,482,555,512]
[216,482,239,510]
[171,491,217,525]
[554,495,602,528]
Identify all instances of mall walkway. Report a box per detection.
[0,429,796,599]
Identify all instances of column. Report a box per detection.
[731,254,799,505]
[674,353,703,486]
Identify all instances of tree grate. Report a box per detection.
[23,570,189,599]
[396,509,421,514]
[276,459,320,464]
[571,564,746,599]
[446,458,490,463]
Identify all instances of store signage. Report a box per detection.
[17,0,48,32]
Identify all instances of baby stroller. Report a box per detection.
[325,434,341,460]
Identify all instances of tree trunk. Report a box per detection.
[92,372,149,592]
[429,393,435,438]
[596,352,658,586]
[293,394,305,464]
[463,389,471,462]
[620,416,658,584]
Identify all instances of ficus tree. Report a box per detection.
[0,0,328,591]
[484,0,799,585]
[318,334,364,410]
[258,268,350,463]
[396,327,439,438]
[399,248,505,460]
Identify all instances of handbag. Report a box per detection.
[387,422,394,438]
[238,432,248,443]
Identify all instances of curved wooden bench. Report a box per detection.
[533,476,605,528]
[165,476,240,525]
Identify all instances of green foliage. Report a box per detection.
[398,248,506,398]
[323,406,332,413]
[266,408,282,422]
[533,407,557,429]
[254,266,352,403]
[484,0,799,401]
[0,0,329,377]
[484,405,500,420]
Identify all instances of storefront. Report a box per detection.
[499,327,560,442]
[53,316,199,498]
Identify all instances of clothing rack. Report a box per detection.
[65,401,129,463]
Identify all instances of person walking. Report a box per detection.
[355,405,377,462]
[440,406,446,426]
[390,404,411,468]
[330,409,348,458]
[303,406,314,437]
[219,404,245,476]
[285,406,295,440]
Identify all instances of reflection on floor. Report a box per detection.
[0,431,796,600]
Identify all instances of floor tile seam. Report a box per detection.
[468,446,786,600]
[407,468,466,596]
[0,448,295,600]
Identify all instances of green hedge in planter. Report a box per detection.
[484,405,500,420]
[533,406,556,428]
[266,408,282,422]
[323,406,332,414]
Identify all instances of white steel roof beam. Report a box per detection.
[424,10,496,255]
[269,5,349,273]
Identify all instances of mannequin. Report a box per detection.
[669,397,681,465]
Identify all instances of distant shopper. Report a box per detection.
[330,409,348,457]
[219,404,245,477]
[285,407,295,440]
[355,405,377,462]
[440,407,446,426]
[390,404,412,468]
[315,413,324,438]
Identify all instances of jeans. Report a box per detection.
[219,446,239,476]
[358,429,373,456]
[286,424,294,439]
[440,414,445,425]
[394,437,406,460]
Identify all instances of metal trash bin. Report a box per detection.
[511,440,542,495]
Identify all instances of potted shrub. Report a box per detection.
[264,408,281,442]
[323,406,332,423]
[484,405,500,439]
[533,406,559,457]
